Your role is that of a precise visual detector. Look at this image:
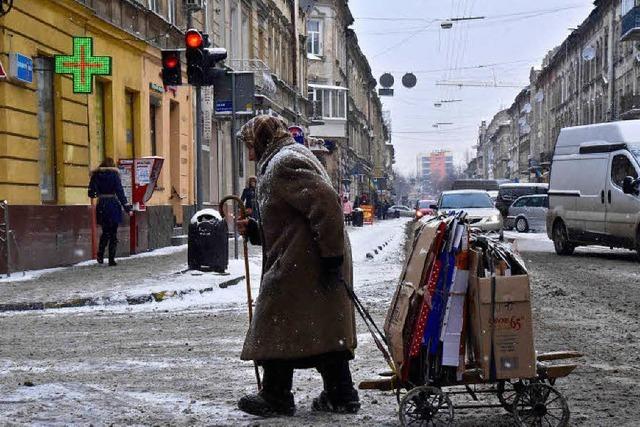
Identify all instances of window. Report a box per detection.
[241,11,250,59]
[309,87,347,119]
[149,100,159,156]
[148,0,160,14]
[307,19,322,55]
[167,0,176,24]
[611,154,638,187]
[125,91,136,158]
[95,81,107,164]
[35,56,57,203]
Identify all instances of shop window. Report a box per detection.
[95,80,107,165]
[125,90,136,158]
[35,56,57,203]
[150,98,160,156]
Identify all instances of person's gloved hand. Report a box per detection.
[124,204,133,213]
[320,256,344,291]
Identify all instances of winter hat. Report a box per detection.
[238,115,291,161]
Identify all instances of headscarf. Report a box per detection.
[237,115,291,161]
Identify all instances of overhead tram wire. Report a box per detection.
[370,21,438,59]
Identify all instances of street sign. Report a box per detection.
[9,53,33,84]
[213,72,255,115]
[54,37,112,94]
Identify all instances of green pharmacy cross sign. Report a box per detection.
[55,37,112,94]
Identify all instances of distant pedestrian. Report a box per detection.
[342,195,353,225]
[88,158,131,266]
[383,200,391,220]
[236,115,359,417]
[241,176,259,220]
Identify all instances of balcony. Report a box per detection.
[621,6,640,41]
[226,59,277,98]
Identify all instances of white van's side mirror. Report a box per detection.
[622,176,639,195]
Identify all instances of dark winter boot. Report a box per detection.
[314,357,360,414]
[237,391,295,417]
[97,234,108,264]
[312,389,360,414]
[108,238,118,266]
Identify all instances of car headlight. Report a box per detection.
[489,215,499,222]
[416,211,423,218]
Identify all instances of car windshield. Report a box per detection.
[440,193,493,209]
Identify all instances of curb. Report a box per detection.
[0,274,245,313]
[366,238,393,259]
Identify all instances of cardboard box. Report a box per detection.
[467,249,536,380]
[384,221,440,370]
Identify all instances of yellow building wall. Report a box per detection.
[0,0,193,216]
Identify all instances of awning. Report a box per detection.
[308,83,349,91]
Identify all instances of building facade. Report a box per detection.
[469,0,640,182]
[0,0,194,273]
[416,150,454,194]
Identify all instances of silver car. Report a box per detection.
[506,194,549,233]
[388,205,414,218]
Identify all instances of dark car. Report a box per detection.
[414,199,436,219]
[495,183,548,218]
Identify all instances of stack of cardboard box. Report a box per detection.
[384,216,536,385]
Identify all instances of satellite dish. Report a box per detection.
[379,73,394,88]
[535,90,544,102]
[522,103,532,114]
[402,72,417,88]
[582,45,596,61]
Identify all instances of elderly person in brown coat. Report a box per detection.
[236,115,359,417]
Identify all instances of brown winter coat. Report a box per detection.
[240,136,357,362]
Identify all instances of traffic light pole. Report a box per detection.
[195,85,204,211]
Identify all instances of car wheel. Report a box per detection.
[553,220,575,256]
[515,217,529,233]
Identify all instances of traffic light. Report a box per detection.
[185,29,206,85]
[161,50,182,86]
[203,47,228,85]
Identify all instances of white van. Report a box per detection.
[546,121,640,255]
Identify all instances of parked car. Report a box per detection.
[388,205,414,218]
[505,194,549,232]
[415,199,436,219]
[495,183,548,218]
[433,190,503,236]
[546,121,640,255]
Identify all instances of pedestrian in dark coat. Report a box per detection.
[88,157,131,266]
[240,176,259,221]
[236,115,359,418]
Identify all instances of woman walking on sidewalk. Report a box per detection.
[88,157,131,266]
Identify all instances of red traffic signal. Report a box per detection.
[186,30,204,49]
[161,50,182,86]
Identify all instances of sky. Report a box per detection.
[349,0,595,176]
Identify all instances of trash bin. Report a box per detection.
[188,208,228,272]
[352,208,364,227]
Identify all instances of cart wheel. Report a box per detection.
[497,379,530,413]
[513,383,569,427]
[399,386,454,426]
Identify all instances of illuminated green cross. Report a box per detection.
[55,37,112,94]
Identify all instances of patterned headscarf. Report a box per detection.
[237,115,291,161]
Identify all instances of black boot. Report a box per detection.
[313,357,360,414]
[108,237,118,266]
[237,390,295,417]
[97,233,108,264]
[238,362,295,417]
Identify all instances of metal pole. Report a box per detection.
[196,85,204,211]
[230,71,239,259]
[2,201,10,277]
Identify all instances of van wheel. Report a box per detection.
[553,221,575,255]
[515,218,529,233]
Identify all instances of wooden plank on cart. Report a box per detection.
[358,378,395,391]
[537,350,583,361]
[543,364,579,379]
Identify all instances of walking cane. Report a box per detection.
[219,195,262,391]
